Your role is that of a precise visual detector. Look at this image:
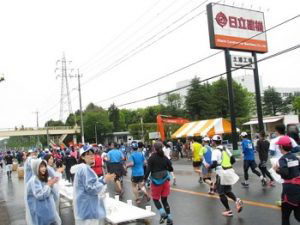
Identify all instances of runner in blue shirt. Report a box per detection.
[240,132,264,187]
[105,142,126,196]
[126,142,150,204]
[202,137,215,194]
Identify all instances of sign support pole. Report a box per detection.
[225,49,238,151]
[252,52,264,133]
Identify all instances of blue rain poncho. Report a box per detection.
[25,159,61,225]
[72,163,107,225]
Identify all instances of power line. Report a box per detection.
[81,0,212,86]
[116,43,300,108]
[94,14,300,104]
[80,0,200,75]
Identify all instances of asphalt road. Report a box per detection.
[0,158,299,225]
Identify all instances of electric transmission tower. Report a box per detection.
[55,53,74,122]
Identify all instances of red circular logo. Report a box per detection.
[215,12,227,28]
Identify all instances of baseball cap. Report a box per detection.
[80,145,94,156]
[212,135,222,141]
[240,132,248,137]
[203,137,210,142]
[276,136,292,147]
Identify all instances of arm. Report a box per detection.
[82,168,105,195]
[276,158,289,178]
[31,178,52,200]
[144,157,152,181]
[166,158,174,172]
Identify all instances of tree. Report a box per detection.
[263,87,283,116]
[292,96,300,114]
[185,77,214,120]
[45,119,64,127]
[108,103,123,132]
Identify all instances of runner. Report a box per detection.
[256,131,275,186]
[273,136,300,225]
[126,141,150,204]
[202,137,215,194]
[105,142,126,196]
[73,145,115,225]
[4,150,13,178]
[209,135,243,217]
[240,132,264,187]
[191,137,204,183]
[144,141,174,225]
[0,152,3,169]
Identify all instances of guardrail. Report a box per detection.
[0,126,80,132]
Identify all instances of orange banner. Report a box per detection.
[215,34,268,53]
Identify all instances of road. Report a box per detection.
[0,158,298,225]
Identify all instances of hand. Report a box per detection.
[104,173,116,183]
[205,164,209,169]
[273,164,279,171]
[48,177,58,187]
[57,167,64,173]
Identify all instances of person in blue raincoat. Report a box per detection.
[73,145,115,225]
[26,158,61,225]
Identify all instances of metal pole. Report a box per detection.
[46,121,50,147]
[77,69,85,144]
[95,123,98,144]
[252,52,264,133]
[224,49,238,151]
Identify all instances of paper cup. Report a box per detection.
[146,205,151,211]
[115,195,119,201]
[105,192,110,198]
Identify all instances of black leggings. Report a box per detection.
[258,164,274,181]
[219,192,237,210]
[282,202,300,225]
[153,197,170,214]
[244,160,261,180]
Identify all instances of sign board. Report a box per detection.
[231,55,255,69]
[149,132,160,140]
[207,3,268,53]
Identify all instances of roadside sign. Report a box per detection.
[231,55,255,69]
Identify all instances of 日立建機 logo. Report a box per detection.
[215,12,227,28]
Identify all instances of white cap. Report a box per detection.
[28,149,33,153]
[79,145,94,156]
[212,135,222,141]
[203,137,210,142]
[240,132,248,137]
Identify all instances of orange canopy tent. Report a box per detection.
[171,118,235,138]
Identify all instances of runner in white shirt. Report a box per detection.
[270,125,298,160]
[163,141,176,185]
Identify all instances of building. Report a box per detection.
[264,87,300,99]
[158,79,192,104]
[233,73,263,93]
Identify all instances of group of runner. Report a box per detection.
[1,123,299,225]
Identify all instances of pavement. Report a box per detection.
[1,157,299,225]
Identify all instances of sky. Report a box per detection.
[0,0,299,129]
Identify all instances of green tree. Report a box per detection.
[292,96,300,114]
[185,77,214,120]
[263,87,283,116]
[44,119,64,127]
[108,103,123,132]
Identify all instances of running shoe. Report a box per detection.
[268,181,276,187]
[222,210,233,217]
[261,178,267,186]
[241,182,249,188]
[159,213,168,224]
[235,199,243,213]
[166,218,174,225]
[198,177,203,184]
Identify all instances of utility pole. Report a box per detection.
[94,122,98,145]
[34,111,40,148]
[76,69,85,144]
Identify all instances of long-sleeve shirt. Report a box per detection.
[144,153,173,181]
[256,139,270,162]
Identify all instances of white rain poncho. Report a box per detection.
[72,163,107,225]
[25,158,61,225]
[48,165,62,210]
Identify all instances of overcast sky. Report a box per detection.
[0,0,299,129]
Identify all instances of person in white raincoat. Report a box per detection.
[25,158,61,225]
[24,150,37,184]
[73,145,115,225]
